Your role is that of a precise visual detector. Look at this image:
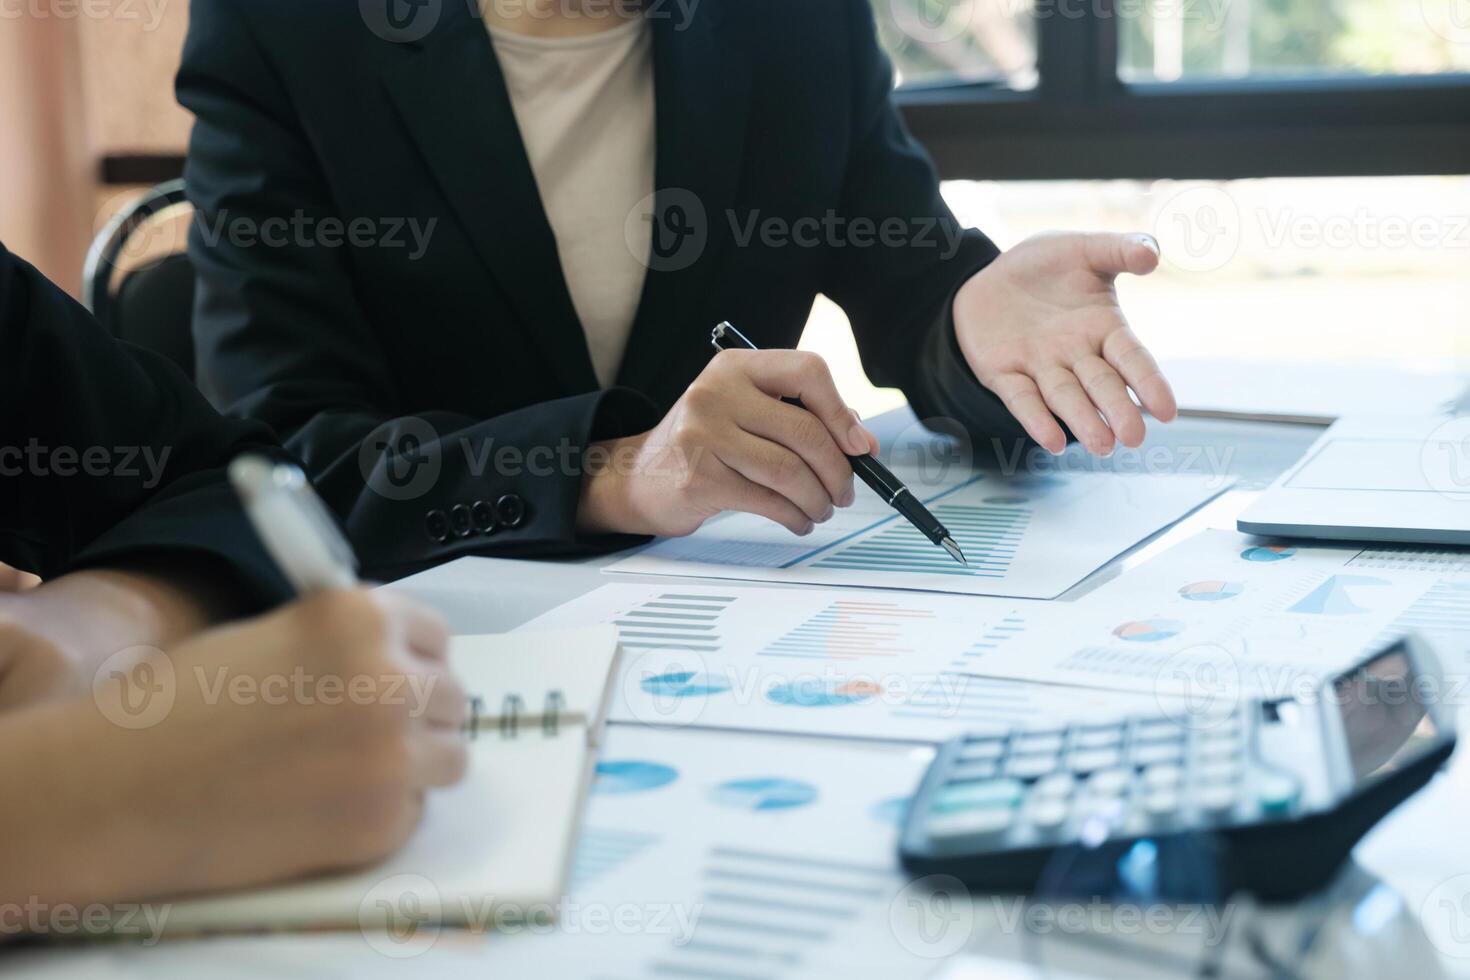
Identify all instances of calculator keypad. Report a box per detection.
[923,711,1302,851]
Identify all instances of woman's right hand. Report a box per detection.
[578,349,879,538]
[7,589,469,910]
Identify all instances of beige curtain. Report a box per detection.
[0,16,92,296]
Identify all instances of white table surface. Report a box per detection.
[10,410,1469,978]
[375,410,1470,979]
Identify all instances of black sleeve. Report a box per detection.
[177,0,659,581]
[820,0,1030,450]
[0,241,292,610]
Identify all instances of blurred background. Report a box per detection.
[2,0,1467,417]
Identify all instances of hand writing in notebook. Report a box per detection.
[1,590,469,911]
[135,625,621,937]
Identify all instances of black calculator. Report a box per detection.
[899,635,1457,901]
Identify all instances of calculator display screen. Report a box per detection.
[1331,644,1441,783]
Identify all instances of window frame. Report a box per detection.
[101,2,1470,186]
[894,0,1470,180]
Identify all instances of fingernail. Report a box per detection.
[839,485,856,508]
[848,423,870,455]
[1134,234,1160,258]
[820,506,835,523]
[799,522,815,537]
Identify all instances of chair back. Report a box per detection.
[82,180,197,378]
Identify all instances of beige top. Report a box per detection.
[487,16,655,388]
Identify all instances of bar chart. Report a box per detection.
[570,827,661,888]
[1377,580,1470,671]
[520,582,1032,741]
[1384,580,1470,635]
[760,598,939,660]
[635,845,900,977]
[611,593,736,652]
[888,673,1168,729]
[1350,548,1470,576]
[611,469,1230,598]
[811,501,1029,579]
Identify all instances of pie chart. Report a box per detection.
[871,796,911,825]
[593,760,679,795]
[709,778,818,811]
[766,678,881,708]
[640,671,731,698]
[1178,581,1244,602]
[1113,618,1186,643]
[1241,544,1297,563]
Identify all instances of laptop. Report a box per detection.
[1238,415,1470,545]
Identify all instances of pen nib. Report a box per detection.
[941,536,967,566]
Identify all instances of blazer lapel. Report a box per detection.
[379,3,599,396]
[616,2,752,397]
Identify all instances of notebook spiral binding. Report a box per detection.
[464,691,569,741]
[499,695,524,738]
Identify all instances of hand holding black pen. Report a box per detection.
[710,322,967,566]
[580,334,884,539]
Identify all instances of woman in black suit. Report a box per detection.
[0,242,466,915]
[178,0,1176,579]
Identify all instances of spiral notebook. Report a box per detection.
[151,625,622,936]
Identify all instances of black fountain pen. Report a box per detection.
[710,321,967,567]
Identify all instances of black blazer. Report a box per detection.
[178,0,1024,580]
[0,242,290,608]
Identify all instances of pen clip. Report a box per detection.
[711,321,756,353]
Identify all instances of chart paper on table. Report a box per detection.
[362,727,948,980]
[79,731,952,980]
[606,469,1231,599]
[519,583,1182,742]
[964,528,1468,700]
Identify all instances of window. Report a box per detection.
[806,174,1470,415]
[874,0,1470,181]
[1119,0,1470,81]
[877,0,1038,88]
[941,175,1470,365]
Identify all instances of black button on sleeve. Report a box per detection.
[424,509,451,544]
[449,503,474,538]
[495,494,527,529]
[471,500,498,534]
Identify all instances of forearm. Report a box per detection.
[576,434,646,537]
[0,699,163,913]
[0,563,231,684]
